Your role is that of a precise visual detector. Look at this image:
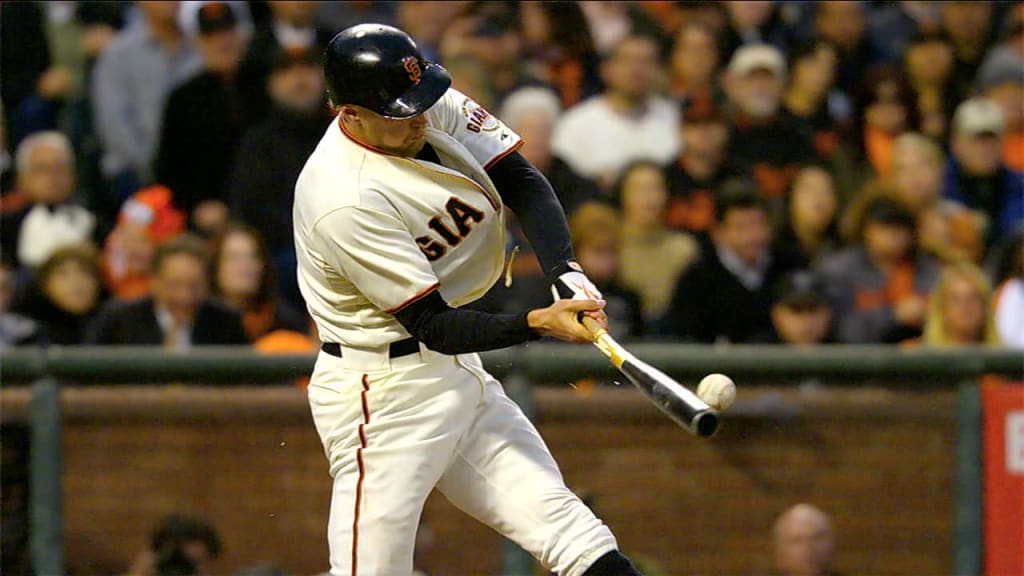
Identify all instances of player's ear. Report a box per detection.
[337,105,361,124]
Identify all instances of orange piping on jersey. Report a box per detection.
[483,139,524,171]
[352,373,371,575]
[384,282,441,314]
[338,117,503,213]
[338,117,404,157]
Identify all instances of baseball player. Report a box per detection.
[294,24,641,576]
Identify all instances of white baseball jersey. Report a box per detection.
[293,88,522,347]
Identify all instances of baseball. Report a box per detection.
[697,373,736,410]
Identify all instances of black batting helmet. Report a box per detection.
[323,24,451,118]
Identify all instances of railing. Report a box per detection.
[1,344,1021,575]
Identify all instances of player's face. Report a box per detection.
[346,106,429,157]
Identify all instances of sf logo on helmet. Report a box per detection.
[402,56,422,84]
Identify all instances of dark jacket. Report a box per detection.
[13,286,102,346]
[943,159,1024,246]
[88,296,248,345]
[236,24,333,123]
[546,156,601,216]
[228,106,330,251]
[668,241,800,343]
[726,114,816,200]
[154,71,246,216]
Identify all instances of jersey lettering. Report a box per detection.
[415,235,446,261]
[446,197,484,236]
[417,196,488,260]
[428,216,462,245]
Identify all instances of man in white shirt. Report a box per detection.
[0,131,94,268]
[552,34,679,188]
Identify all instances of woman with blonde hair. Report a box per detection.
[921,261,1001,347]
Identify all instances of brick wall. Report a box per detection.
[0,384,956,575]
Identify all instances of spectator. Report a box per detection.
[992,230,1024,348]
[0,258,39,348]
[719,1,793,62]
[100,185,187,299]
[783,40,849,160]
[813,1,882,97]
[155,1,248,236]
[313,2,398,33]
[127,513,221,576]
[819,196,940,343]
[887,133,983,263]
[209,223,307,343]
[723,44,815,201]
[944,98,1024,246]
[774,165,840,268]
[552,34,680,188]
[975,16,1024,171]
[668,22,721,111]
[229,49,329,304]
[668,180,800,343]
[903,31,958,142]
[868,1,942,64]
[568,202,644,339]
[393,1,470,62]
[0,1,124,147]
[89,234,248,347]
[577,2,663,55]
[518,1,601,109]
[851,66,920,179]
[665,102,737,233]
[614,161,698,329]
[920,261,1000,347]
[1,132,95,269]
[92,0,202,197]
[773,503,836,576]
[767,270,834,345]
[439,3,527,108]
[12,244,104,346]
[940,1,994,102]
[237,1,332,124]
[499,87,600,216]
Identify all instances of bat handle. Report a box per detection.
[580,315,607,339]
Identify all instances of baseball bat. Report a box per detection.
[580,317,719,438]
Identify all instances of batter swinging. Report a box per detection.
[295,24,640,576]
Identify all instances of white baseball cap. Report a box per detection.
[953,98,1006,137]
[728,44,786,78]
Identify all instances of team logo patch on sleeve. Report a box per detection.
[460,98,499,133]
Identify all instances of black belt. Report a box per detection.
[321,337,420,359]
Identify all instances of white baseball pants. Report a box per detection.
[307,343,618,576]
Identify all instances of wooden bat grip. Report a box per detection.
[580,315,606,339]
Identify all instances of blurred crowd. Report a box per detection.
[0,0,1021,352]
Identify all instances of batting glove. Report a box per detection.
[551,261,603,302]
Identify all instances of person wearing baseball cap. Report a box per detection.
[975,16,1024,171]
[944,98,1024,246]
[154,1,249,236]
[768,270,834,345]
[723,44,816,200]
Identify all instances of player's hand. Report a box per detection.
[527,299,605,344]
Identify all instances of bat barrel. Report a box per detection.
[691,409,720,438]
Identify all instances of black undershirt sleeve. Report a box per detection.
[393,290,539,354]
[486,151,575,278]
[390,148,570,355]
